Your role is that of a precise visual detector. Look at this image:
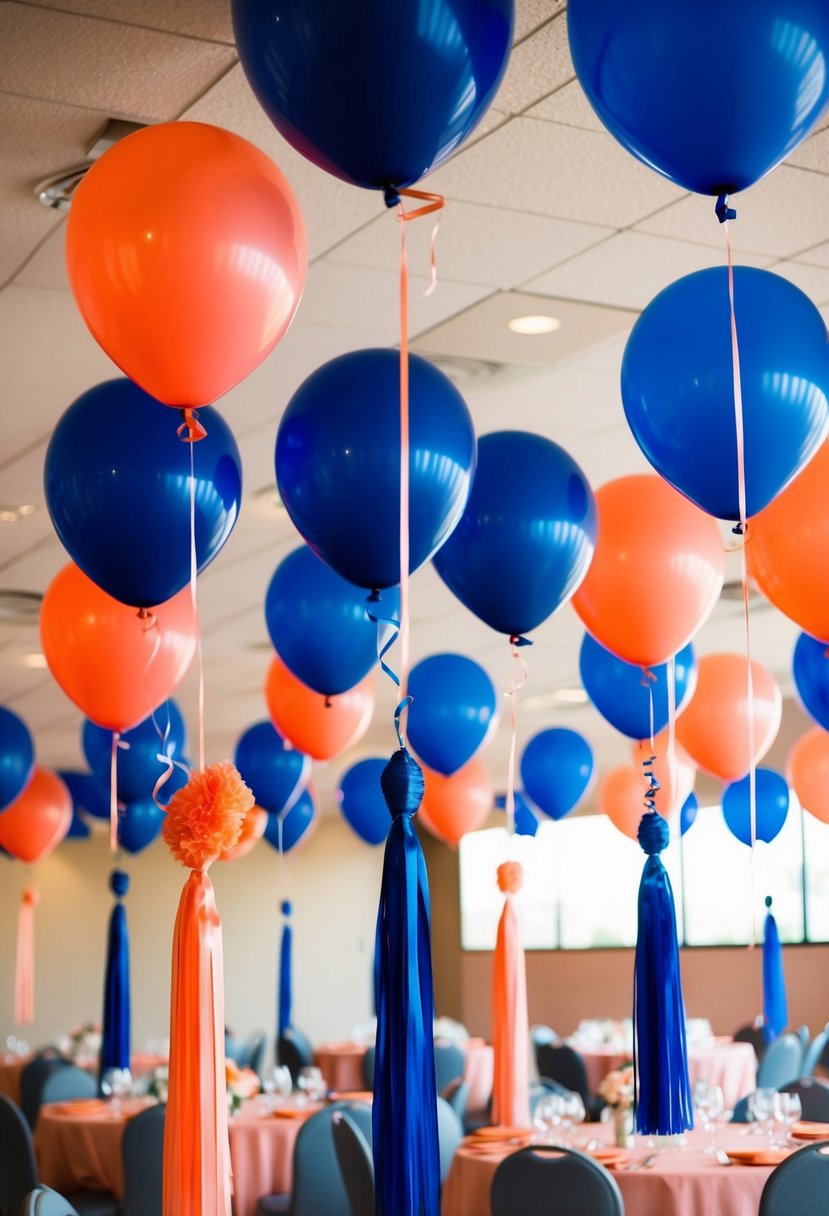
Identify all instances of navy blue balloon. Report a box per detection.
[520,729,594,820]
[580,635,697,740]
[45,378,242,608]
[234,722,310,816]
[232,0,513,193]
[266,546,398,697]
[338,759,390,846]
[407,653,497,775]
[118,799,164,854]
[495,791,538,838]
[569,0,829,195]
[680,792,699,838]
[66,810,91,839]
[83,701,187,803]
[263,789,317,854]
[622,268,829,521]
[276,349,476,590]
[0,706,34,811]
[58,770,111,821]
[722,769,790,846]
[434,431,597,636]
[793,633,829,731]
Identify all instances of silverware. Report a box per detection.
[627,1154,658,1170]
[716,1150,734,1167]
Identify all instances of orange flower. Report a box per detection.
[163,761,253,870]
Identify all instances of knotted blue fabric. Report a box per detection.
[762,897,788,1043]
[100,869,131,1080]
[278,899,293,1039]
[634,813,693,1136]
[373,748,440,1216]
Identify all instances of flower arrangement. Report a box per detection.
[226,1059,260,1112]
[67,1022,102,1060]
[147,1064,169,1103]
[598,1064,635,1111]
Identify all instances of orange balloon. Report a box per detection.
[748,441,829,642]
[676,653,782,781]
[572,474,725,667]
[787,727,829,824]
[265,655,374,761]
[418,756,494,848]
[66,121,307,409]
[601,765,652,840]
[41,563,197,733]
[0,768,72,863]
[219,805,268,863]
[631,732,696,818]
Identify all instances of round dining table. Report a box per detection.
[442,1122,782,1216]
[0,1050,168,1106]
[573,1038,757,1111]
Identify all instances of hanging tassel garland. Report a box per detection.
[100,869,131,1082]
[491,861,530,1128]
[14,887,39,1026]
[162,762,252,1216]
[373,748,440,1216]
[762,896,788,1044]
[633,812,693,1136]
[278,899,293,1040]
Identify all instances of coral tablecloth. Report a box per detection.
[442,1124,776,1216]
[0,1053,31,1104]
[576,1039,757,1110]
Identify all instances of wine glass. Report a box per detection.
[772,1092,802,1147]
[694,1082,724,1153]
[533,1095,566,1144]
[298,1066,325,1103]
[561,1093,586,1145]
[747,1088,777,1142]
[101,1067,132,1116]
[273,1066,293,1101]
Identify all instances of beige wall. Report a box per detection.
[0,815,384,1059]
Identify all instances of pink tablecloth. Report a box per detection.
[228,1101,320,1216]
[442,1123,776,1216]
[577,1040,757,1111]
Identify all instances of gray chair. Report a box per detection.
[491,1145,625,1216]
[40,1066,97,1112]
[731,1094,752,1123]
[0,1093,38,1216]
[797,1026,811,1060]
[536,1043,604,1120]
[436,1096,463,1186]
[19,1188,80,1216]
[332,1111,374,1216]
[277,1027,314,1086]
[257,1100,372,1216]
[782,1078,829,1122]
[434,1044,465,1096]
[224,1032,242,1065]
[442,1078,470,1128]
[803,1024,829,1078]
[734,1021,767,1063]
[237,1031,267,1077]
[530,1025,557,1075]
[361,1046,375,1091]
[760,1140,829,1215]
[122,1103,165,1216]
[20,1057,69,1129]
[757,1033,803,1090]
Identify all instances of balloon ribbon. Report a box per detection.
[492,862,530,1126]
[504,635,531,834]
[101,870,131,1081]
[14,887,39,1026]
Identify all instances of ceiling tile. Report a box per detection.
[636,165,829,259]
[494,12,572,115]
[0,2,236,121]
[523,231,773,310]
[786,126,829,174]
[11,221,67,290]
[514,0,566,42]
[328,200,611,290]
[429,117,685,227]
[768,259,829,307]
[526,78,605,132]
[18,0,235,42]
[797,240,829,268]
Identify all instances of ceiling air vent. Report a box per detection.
[0,590,43,624]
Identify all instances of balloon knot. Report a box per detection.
[640,667,657,687]
[281,899,292,917]
[732,521,745,536]
[715,193,737,224]
[110,868,130,898]
[381,748,424,817]
[765,895,773,909]
[383,187,401,210]
[638,811,670,855]
[324,695,333,709]
[497,860,523,894]
[509,634,533,648]
[177,408,207,443]
[367,589,381,604]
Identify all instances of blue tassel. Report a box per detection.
[100,869,131,1079]
[278,899,293,1039]
[762,896,788,1044]
[634,813,693,1136]
[373,748,440,1216]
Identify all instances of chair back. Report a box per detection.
[436,1095,463,1185]
[491,1145,624,1216]
[803,1024,829,1078]
[530,1025,556,1075]
[238,1031,266,1077]
[528,1079,573,1115]
[442,1078,470,1127]
[759,1141,829,1215]
[361,1046,375,1091]
[332,1111,374,1216]
[20,1057,68,1129]
[797,1025,811,1056]
[39,1065,97,1110]
[781,1078,829,1122]
[19,1188,80,1216]
[733,1021,767,1062]
[292,1101,372,1216]
[731,1094,751,1123]
[121,1103,165,1216]
[536,1043,592,1105]
[224,1032,242,1064]
[758,1033,803,1090]
[277,1026,314,1084]
[0,1093,38,1216]
[434,1043,465,1095]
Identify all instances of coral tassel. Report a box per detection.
[15,887,39,1026]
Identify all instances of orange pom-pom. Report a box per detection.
[163,761,253,870]
[22,887,41,907]
[497,860,523,895]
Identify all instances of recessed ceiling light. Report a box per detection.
[523,687,588,709]
[17,505,36,517]
[22,652,48,669]
[507,314,561,336]
[0,510,18,523]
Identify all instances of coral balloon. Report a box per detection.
[418,756,493,848]
[601,765,651,841]
[788,728,829,825]
[265,654,374,761]
[0,768,72,863]
[220,806,268,862]
[748,441,829,642]
[676,653,782,781]
[66,122,307,408]
[631,734,696,819]
[572,475,725,667]
[41,564,197,733]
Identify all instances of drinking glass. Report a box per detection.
[772,1092,802,1147]
[747,1088,777,1141]
[561,1093,586,1145]
[101,1067,132,1116]
[298,1066,325,1102]
[533,1095,566,1144]
[694,1082,724,1153]
[273,1066,293,1100]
